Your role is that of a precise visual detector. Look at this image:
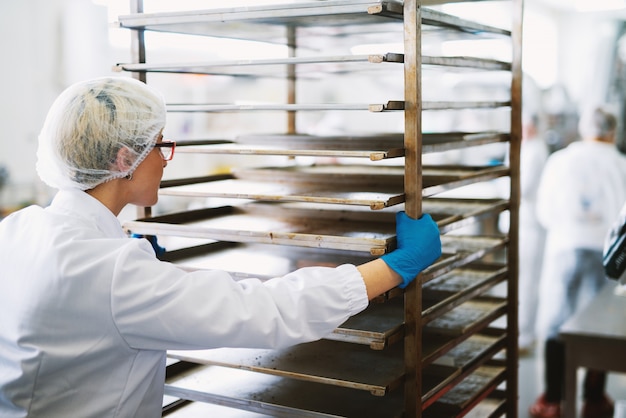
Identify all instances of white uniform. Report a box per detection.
[0,190,368,417]
[537,141,626,253]
[518,135,549,348]
[535,140,626,339]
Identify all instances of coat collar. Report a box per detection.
[49,189,127,239]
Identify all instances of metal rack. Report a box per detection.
[117,0,521,416]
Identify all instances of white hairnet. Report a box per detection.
[36,77,166,190]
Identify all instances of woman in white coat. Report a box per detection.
[0,77,441,417]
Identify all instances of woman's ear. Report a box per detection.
[114,147,135,172]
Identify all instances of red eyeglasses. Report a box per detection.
[153,141,176,161]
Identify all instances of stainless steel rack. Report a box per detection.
[118,0,521,416]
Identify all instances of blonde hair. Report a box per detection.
[37,77,166,190]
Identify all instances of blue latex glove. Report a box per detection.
[381,211,442,288]
[131,233,167,257]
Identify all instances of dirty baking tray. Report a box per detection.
[423,365,506,417]
[123,199,507,254]
[170,132,509,160]
[166,341,460,406]
[423,330,506,370]
[164,363,405,417]
[424,297,508,337]
[422,262,508,322]
[333,262,507,350]
[421,332,505,408]
[157,164,509,209]
[167,339,407,397]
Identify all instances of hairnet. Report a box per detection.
[578,105,617,140]
[36,77,166,190]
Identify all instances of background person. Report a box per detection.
[530,105,626,418]
[518,110,550,354]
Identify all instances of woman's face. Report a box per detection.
[129,133,167,207]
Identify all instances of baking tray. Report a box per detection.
[158,244,506,351]
[423,365,506,417]
[421,332,505,408]
[424,330,505,369]
[157,251,508,352]
[157,164,509,209]
[165,99,511,113]
[117,1,510,41]
[169,132,509,160]
[123,199,507,255]
[422,262,508,323]
[115,54,509,78]
[160,307,504,415]
[424,297,508,337]
[115,53,404,79]
[157,234,505,279]
[155,233,507,313]
[125,203,396,255]
[295,262,507,350]
[164,364,406,417]
[168,339,407,397]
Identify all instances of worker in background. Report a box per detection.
[0,77,441,417]
[530,105,626,418]
[518,110,550,355]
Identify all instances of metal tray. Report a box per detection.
[125,203,396,254]
[169,132,509,160]
[159,282,506,415]
[115,54,510,78]
[164,363,406,418]
[162,306,503,398]
[421,332,505,408]
[165,100,511,113]
[117,1,510,44]
[157,164,509,209]
[422,262,508,323]
[123,199,507,255]
[157,235,505,280]
[168,339,406,397]
[423,365,506,417]
[332,262,507,350]
[425,331,505,369]
[424,297,508,337]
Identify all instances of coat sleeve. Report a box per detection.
[110,239,369,351]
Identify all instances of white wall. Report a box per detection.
[0,0,116,208]
[524,0,622,112]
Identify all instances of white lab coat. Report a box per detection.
[0,189,368,417]
[518,134,549,348]
[535,140,626,339]
[536,140,626,253]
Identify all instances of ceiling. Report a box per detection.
[528,0,626,19]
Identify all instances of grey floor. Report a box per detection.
[518,342,626,417]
